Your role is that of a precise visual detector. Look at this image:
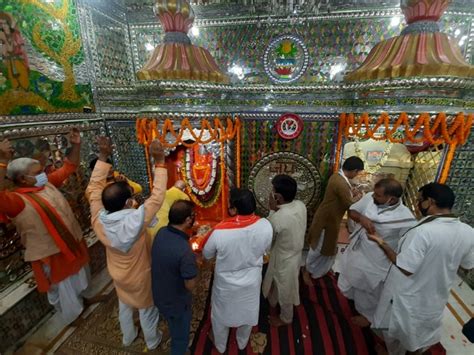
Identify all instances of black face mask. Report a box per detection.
[418,201,430,217]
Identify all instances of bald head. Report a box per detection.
[102,181,132,213]
[375,178,403,198]
[174,180,186,191]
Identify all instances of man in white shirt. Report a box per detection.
[338,178,416,327]
[262,174,307,327]
[203,188,273,354]
[368,183,474,354]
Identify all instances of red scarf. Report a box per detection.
[198,214,261,250]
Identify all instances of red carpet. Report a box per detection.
[190,270,446,354]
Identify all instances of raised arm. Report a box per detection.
[86,136,113,221]
[143,139,168,226]
[48,129,81,187]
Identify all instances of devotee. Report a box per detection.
[304,156,364,283]
[0,130,90,325]
[86,137,167,351]
[147,180,190,240]
[203,188,273,354]
[151,200,198,355]
[262,174,307,327]
[369,183,474,355]
[87,157,142,197]
[337,178,416,327]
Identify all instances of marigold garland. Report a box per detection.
[137,116,241,208]
[136,117,241,148]
[333,112,473,184]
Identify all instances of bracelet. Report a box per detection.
[0,162,7,169]
[154,163,167,169]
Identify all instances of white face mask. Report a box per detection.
[33,172,48,187]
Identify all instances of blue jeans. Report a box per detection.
[165,306,192,355]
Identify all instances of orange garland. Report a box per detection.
[136,117,241,147]
[333,112,473,183]
[137,116,241,208]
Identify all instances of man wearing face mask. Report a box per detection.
[0,130,91,325]
[368,183,474,355]
[337,178,416,327]
[86,137,168,351]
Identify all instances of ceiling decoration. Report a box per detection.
[345,0,474,81]
[136,0,229,83]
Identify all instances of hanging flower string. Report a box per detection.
[136,117,241,147]
[333,112,473,183]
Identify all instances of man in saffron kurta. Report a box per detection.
[86,137,168,350]
[203,188,273,354]
[0,131,90,325]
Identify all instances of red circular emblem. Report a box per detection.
[276,113,303,140]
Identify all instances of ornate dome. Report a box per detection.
[346,0,474,81]
[136,0,228,83]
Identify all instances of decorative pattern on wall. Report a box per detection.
[241,118,337,213]
[88,9,134,85]
[403,147,444,216]
[130,13,472,85]
[448,129,474,226]
[0,0,94,115]
[106,120,150,194]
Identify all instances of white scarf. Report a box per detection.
[99,205,145,253]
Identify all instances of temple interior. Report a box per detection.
[0,0,473,354]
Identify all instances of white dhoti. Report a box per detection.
[45,265,89,325]
[305,231,335,279]
[118,300,162,349]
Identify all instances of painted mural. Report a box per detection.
[0,0,93,115]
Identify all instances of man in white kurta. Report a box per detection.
[369,183,474,354]
[262,174,307,326]
[338,178,416,325]
[203,188,273,354]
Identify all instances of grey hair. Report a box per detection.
[6,158,40,182]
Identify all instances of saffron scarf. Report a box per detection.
[198,214,261,249]
[15,186,81,261]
